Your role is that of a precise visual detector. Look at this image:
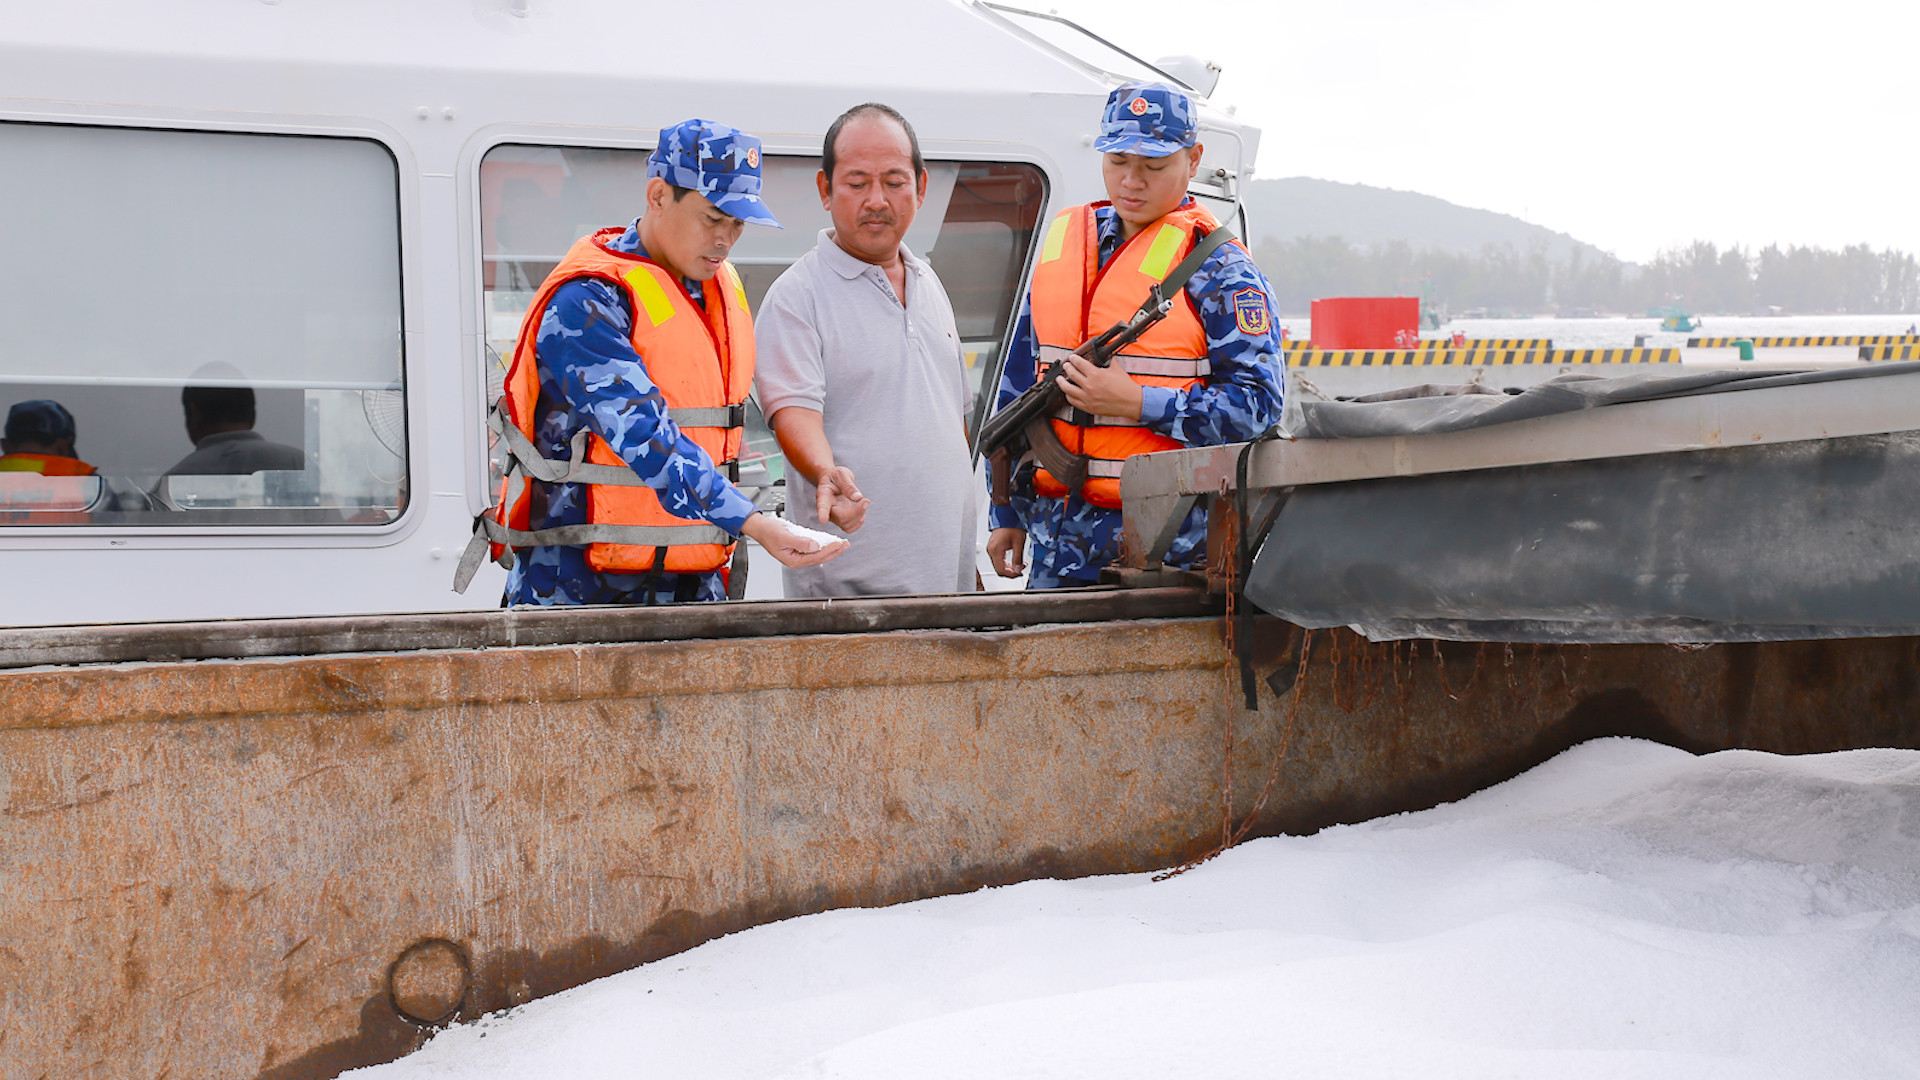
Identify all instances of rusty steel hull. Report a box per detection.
[1,603,1917,1078]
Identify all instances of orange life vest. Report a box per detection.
[0,452,96,477]
[0,453,101,524]
[1027,201,1227,508]
[493,227,754,575]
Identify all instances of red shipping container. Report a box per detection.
[1310,297,1420,349]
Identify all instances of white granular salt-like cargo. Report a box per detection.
[774,519,843,553]
[349,739,1920,1080]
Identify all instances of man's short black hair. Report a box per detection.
[182,385,256,427]
[668,183,695,202]
[822,103,926,186]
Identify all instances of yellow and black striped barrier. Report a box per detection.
[1860,345,1920,361]
[1551,348,1681,364]
[1687,335,1920,347]
[1290,350,1446,366]
[1451,347,1559,364]
[1413,338,1554,350]
[1287,338,1557,352]
[1289,347,1680,367]
[1290,349,1552,366]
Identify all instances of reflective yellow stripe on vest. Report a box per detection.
[624,266,678,327]
[722,261,749,310]
[1040,210,1074,264]
[1137,222,1187,281]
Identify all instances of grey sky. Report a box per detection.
[1026,0,1919,263]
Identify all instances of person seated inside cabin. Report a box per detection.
[0,399,97,477]
[165,384,305,475]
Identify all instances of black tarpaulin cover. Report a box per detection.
[1246,365,1920,643]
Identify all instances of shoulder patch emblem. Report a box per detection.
[1232,288,1271,336]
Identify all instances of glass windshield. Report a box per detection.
[0,122,408,527]
[978,3,1184,87]
[479,145,1047,482]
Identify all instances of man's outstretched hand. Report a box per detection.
[815,465,870,533]
[742,512,849,568]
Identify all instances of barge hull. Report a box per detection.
[1,599,1916,1077]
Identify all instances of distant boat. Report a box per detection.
[1651,306,1700,332]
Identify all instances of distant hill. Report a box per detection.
[1233,178,1918,317]
[1240,177,1622,267]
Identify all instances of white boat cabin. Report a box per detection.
[0,0,1260,625]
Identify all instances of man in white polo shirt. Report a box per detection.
[754,103,978,597]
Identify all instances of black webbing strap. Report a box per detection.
[643,546,669,606]
[1149,224,1238,313]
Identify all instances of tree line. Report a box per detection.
[1252,236,1920,317]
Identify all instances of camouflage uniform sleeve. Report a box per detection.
[1136,243,1285,446]
[986,295,1041,533]
[538,278,758,535]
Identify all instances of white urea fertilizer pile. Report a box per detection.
[351,739,1920,1080]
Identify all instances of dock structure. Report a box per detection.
[1689,335,1920,348]
[1862,345,1920,361]
[1409,338,1554,350]
[1286,335,1919,368]
[1287,347,1678,367]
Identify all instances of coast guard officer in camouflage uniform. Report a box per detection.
[986,83,1284,587]
[497,119,845,606]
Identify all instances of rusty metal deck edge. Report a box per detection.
[0,617,1237,730]
[0,587,1223,670]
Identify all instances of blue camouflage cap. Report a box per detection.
[1093,81,1197,157]
[4,399,76,444]
[647,118,782,228]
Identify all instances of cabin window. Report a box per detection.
[0,122,406,527]
[479,144,1046,484]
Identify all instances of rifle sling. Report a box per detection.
[1138,223,1237,321]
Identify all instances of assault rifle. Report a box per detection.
[979,224,1236,506]
[979,299,1172,505]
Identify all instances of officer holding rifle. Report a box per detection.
[984,81,1285,587]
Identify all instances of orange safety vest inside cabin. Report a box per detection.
[494,227,754,574]
[1026,201,1229,508]
[0,453,100,523]
[0,452,96,476]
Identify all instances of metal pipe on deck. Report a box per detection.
[0,587,1221,669]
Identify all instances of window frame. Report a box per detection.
[459,126,1055,516]
[0,109,422,545]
